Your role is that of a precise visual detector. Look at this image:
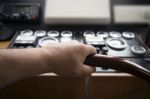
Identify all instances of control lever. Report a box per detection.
[84,54,150,82]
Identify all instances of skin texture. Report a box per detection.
[0,41,96,88]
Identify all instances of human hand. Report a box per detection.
[42,41,96,77]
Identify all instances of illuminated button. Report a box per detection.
[96,67,115,72]
[97,31,108,38]
[131,45,146,55]
[16,36,36,41]
[34,30,46,37]
[15,35,36,44]
[38,37,58,47]
[95,47,100,54]
[61,31,73,37]
[122,32,135,39]
[85,37,105,46]
[83,31,95,38]
[107,38,127,50]
[101,47,108,55]
[47,31,59,37]
[20,30,33,36]
[60,38,72,42]
[102,46,108,52]
[110,31,121,38]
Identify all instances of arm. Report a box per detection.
[0,41,96,88]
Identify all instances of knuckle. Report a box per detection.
[74,43,85,51]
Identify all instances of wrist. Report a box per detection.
[39,48,54,73]
[20,48,53,74]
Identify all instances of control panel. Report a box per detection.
[9,29,150,72]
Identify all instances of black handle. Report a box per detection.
[84,55,150,82]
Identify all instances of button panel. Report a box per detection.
[10,30,150,72]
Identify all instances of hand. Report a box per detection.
[42,41,96,77]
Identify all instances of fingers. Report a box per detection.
[79,45,96,76]
[42,40,96,77]
[81,64,96,76]
[63,41,96,56]
[84,45,97,56]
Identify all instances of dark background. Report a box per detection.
[0,0,150,44]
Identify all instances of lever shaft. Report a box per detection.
[84,55,150,82]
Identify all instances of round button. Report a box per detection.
[38,37,58,47]
[109,31,121,38]
[107,38,127,50]
[102,46,108,52]
[83,31,95,38]
[131,45,146,55]
[61,31,73,37]
[122,32,135,39]
[48,31,59,37]
[95,47,100,54]
[34,30,46,37]
[20,30,33,36]
[97,31,108,38]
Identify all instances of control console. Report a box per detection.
[9,29,150,72]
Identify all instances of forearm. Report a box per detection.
[0,48,50,88]
[0,41,96,89]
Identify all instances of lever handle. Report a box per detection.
[84,54,150,82]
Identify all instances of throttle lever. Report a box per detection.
[84,54,150,82]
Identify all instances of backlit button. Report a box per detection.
[95,47,100,54]
[34,30,46,37]
[110,31,121,38]
[131,45,146,55]
[97,31,108,38]
[60,38,72,42]
[16,35,36,41]
[15,35,36,45]
[107,38,127,50]
[20,30,33,36]
[38,37,58,47]
[61,31,73,37]
[101,47,108,55]
[102,47,108,52]
[47,31,59,37]
[83,31,95,38]
[122,32,135,39]
[85,37,105,46]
